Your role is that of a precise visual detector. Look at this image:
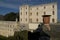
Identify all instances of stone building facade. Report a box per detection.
[0,2,58,37]
[19,2,57,31]
[0,20,19,37]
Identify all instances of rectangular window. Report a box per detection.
[21,8,22,10]
[21,18,22,21]
[12,25,14,28]
[26,7,27,9]
[52,11,55,15]
[36,12,38,16]
[26,12,27,15]
[52,18,55,23]
[20,12,22,15]
[52,5,54,8]
[26,18,27,21]
[29,19,32,23]
[9,25,11,28]
[30,13,32,16]
[44,12,46,15]
[44,6,46,9]
[36,18,38,22]
[30,8,32,10]
[37,8,38,10]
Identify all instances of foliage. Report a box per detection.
[4,12,19,21]
[0,35,7,40]
[14,30,28,40]
[0,30,28,40]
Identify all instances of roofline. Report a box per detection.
[19,2,57,7]
[30,2,57,7]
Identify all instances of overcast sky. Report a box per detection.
[0,0,60,20]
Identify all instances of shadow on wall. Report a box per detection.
[28,23,50,40]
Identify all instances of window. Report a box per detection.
[29,19,32,23]
[30,13,32,16]
[36,12,38,16]
[9,25,11,28]
[20,12,22,15]
[10,30,12,31]
[37,8,38,10]
[26,18,27,21]
[8,25,9,27]
[26,12,27,15]
[44,6,46,9]
[52,11,55,15]
[13,25,14,28]
[36,18,38,22]
[44,12,46,15]
[23,25,25,27]
[52,5,54,8]
[30,8,32,10]
[26,7,27,9]
[21,8,22,10]
[52,18,55,23]
[21,18,22,21]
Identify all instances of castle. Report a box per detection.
[0,2,57,37]
[19,2,57,31]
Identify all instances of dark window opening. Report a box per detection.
[44,12,46,15]
[21,12,22,15]
[52,11,55,15]
[52,18,55,23]
[44,6,46,9]
[36,18,38,22]
[23,26,25,27]
[36,12,38,16]
[21,18,22,21]
[26,7,27,9]
[21,8,22,10]
[37,8,38,10]
[30,8,32,10]
[52,5,54,8]
[30,13,32,16]
[26,12,27,15]
[26,18,27,21]
[30,19,32,23]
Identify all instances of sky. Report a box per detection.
[0,0,60,20]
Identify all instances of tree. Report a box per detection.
[16,12,19,21]
[4,12,18,21]
[0,15,4,21]
[14,30,28,40]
